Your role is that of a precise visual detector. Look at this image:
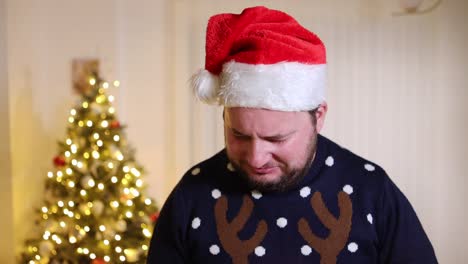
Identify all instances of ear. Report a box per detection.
[315,102,328,133]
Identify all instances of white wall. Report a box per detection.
[4,0,468,263]
[114,0,173,215]
[431,0,468,258]
[5,0,172,259]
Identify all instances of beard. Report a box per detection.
[227,134,318,193]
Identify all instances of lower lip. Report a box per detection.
[252,167,277,174]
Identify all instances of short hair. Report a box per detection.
[308,107,318,126]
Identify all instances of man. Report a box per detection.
[147,6,437,264]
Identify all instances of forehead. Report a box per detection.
[224,107,311,134]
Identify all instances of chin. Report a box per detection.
[247,173,282,185]
[243,172,291,193]
[228,159,307,193]
[238,164,310,193]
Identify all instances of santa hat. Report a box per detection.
[191,6,326,111]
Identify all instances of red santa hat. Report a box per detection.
[191,6,326,111]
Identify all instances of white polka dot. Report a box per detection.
[211,189,221,199]
[191,167,201,175]
[301,245,312,256]
[348,242,358,253]
[367,213,373,224]
[209,245,220,255]
[251,190,262,199]
[254,246,266,257]
[343,185,353,195]
[300,187,311,198]
[191,217,201,229]
[325,156,334,167]
[227,163,235,172]
[276,217,288,228]
[364,163,375,171]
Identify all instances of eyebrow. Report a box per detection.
[230,127,296,140]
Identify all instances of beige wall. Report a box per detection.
[0,0,15,263]
[6,0,121,260]
[3,0,468,262]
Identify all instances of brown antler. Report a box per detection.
[214,195,268,264]
[298,191,353,264]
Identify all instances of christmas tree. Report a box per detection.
[20,72,158,264]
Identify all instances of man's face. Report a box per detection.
[224,105,326,192]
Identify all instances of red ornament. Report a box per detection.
[92,259,106,264]
[53,156,66,167]
[150,212,159,223]
[110,120,120,129]
[120,194,131,202]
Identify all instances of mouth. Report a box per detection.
[234,161,283,182]
[251,167,277,175]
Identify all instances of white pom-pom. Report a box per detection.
[190,69,220,104]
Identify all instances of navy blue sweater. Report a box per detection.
[147,135,437,263]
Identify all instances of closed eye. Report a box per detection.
[264,136,288,143]
[263,131,295,143]
[230,128,295,143]
[231,129,250,140]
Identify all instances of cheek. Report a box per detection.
[272,145,297,163]
[225,135,244,156]
[275,137,310,162]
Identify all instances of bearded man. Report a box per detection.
[147,6,437,264]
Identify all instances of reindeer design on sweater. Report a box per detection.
[214,195,268,264]
[214,191,353,264]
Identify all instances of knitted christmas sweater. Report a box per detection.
[147,135,437,263]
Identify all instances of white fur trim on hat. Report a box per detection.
[192,61,326,111]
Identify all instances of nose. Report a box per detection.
[245,140,270,168]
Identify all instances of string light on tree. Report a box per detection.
[20,72,158,263]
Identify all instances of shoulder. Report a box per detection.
[170,149,237,201]
[320,135,389,184]
[178,149,230,186]
[156,149,232,222]
[316,135,395,211]
[319,136,419,219]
